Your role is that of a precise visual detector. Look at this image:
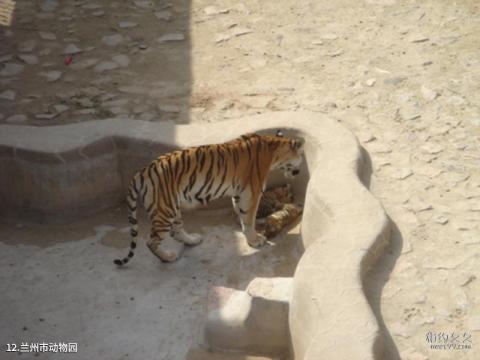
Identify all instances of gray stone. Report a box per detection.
[0,63,25,77]
[93,10,105,17]
[0,90,16,101]
[421,85,439,101]
[63,44,82,55]
[118,21,138,29]
[155,11,172,21]
[112,55,130,67]
[432,215,448,225]
[157,33,185,43]
[41,70,62,82]
[18,54,39,65]
[102,34,123,47]
[38,31,56,40]
[94,61,119,72]
[35,113,58,120]
[54,104,69,113]
[133,0,153,8]
[82,3,102,10]
[157,104,181,113]
[6,114,28,124]
[70,59,98,70]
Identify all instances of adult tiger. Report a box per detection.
[114,131,304,265]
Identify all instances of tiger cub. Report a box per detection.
[114,131,304,266]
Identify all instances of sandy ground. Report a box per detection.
[1,0,480,359]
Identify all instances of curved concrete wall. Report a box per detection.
[0,112,390,359]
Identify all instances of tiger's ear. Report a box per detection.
[276,129,284,137]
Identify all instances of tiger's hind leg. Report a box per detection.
[147,214,179,263]
[172,212,202,246]
[237,189,267,248]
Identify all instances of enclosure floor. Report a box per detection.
[0,207,301,360]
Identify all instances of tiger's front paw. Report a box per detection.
[175,230,203,246]
[247,232,267,248]
[182,232,203,246]
[158,249,178,263]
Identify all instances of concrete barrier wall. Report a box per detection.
[0,112,390,360]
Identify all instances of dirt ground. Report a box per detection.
[1,0,480,359]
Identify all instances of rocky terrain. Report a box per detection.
[1,0,479,359]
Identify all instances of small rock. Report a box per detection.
[157,33,185,42]
[384,76,407,86]
[54,104,69,113]
[320,33,338,40]
[102,34,123,47]
[204,6,229,15]
[398,106,421,121]
[214,33,231,43]
[392,168,413,180]
[0,90,16,101]
[155,11,172,21]
[63,44,82,55]
[94,61,119,72]
[35,113,58,119]
[75,98,94,108]
[326,49,344,57]
[0,63,25,76]
[41,70,62,82]
[432,215,448,225]
[232,27,253,37]
[18,39,37,52]
[133,0,153,9]
[112,55,130,67]
[421,85,439,101]
[70,58,98,70]
[421,143,443,154]
[38,31,56,40]
[93,10,105,17]
[6,114,28,124]
[409,35,429,43]
[18,54,39,65]
[82,3,102,10]
[118,21,138,29]
[365,78,376,87]
[460,274,476,287]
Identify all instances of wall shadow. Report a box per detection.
[359,146,402,360]
[0,0,191,126]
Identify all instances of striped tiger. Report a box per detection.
[114,131,304,266]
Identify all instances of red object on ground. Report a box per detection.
[64,55,73,65]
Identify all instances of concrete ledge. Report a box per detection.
[203,278,292,356]
[0,112,391,360]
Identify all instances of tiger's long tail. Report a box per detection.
[114,174,141,266]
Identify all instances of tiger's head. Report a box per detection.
[269,130,305,179]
